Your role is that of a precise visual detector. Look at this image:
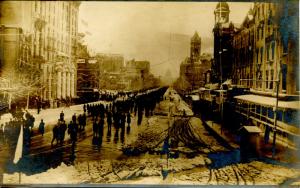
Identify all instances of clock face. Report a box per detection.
[220,16,226,23]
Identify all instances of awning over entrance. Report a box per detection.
[234,94,300,110]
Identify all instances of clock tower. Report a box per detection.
[214,2,230,24]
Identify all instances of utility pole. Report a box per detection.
[272,74,280,158]
[26,91,30,110]
[272,26,280,159]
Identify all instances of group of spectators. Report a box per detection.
[0,110,36,149]
[0,87,169,150]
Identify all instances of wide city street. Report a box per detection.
[1,87,299,185]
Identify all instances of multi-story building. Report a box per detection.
[0,1,80,108]
[228,2,299,151]
[126,59,150,77]
[232,9,255,88]
[212,2,236,84]
[76,59,100,101]
[125,59,150,90]
[95,53,124,73]
[178,32,212,91]
[232,2,299,96]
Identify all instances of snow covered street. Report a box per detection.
[4,159,300,185]
[2,87,300,186]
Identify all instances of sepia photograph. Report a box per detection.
[0,0,299,186]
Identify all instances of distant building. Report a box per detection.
[126,59,150,77]
[178,32,212,91]
[76,58,100,99]
[95,53,124,73]
[212,2,236,83]
[92,53,127,90]
[125,59,151,90]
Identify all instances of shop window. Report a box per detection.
[268,107,274,119]
[282,64,287,91]
[266,70,269,89]
[297,64,300,91]
[277,110,283,121]
[284,109,300,126]
[260,47,264,63]
[266,44,270,60]
[271,42,275,60]
[270,69,274,89]
[256,49,259,64]
[262,106,267,116]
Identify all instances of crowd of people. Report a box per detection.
[49,87,168,147]
[0,110,36,152]
[50,111,87,147]
[1,87,168,153]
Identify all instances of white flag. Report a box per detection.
[13,125,23,164]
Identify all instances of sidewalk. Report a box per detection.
[0,101,111,130]
[203,120,300,164]
[204,120,239,149]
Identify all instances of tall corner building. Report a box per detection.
[0,1,80,108]
[212,2,235,84]
[179,31,212,90]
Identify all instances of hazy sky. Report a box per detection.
[78,2,253,77]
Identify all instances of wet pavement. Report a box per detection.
[2,88,300,185]
[7,112,153,175]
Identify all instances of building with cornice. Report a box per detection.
[177,32,212,91]
[212,2,236,84]
[0,1,80,108]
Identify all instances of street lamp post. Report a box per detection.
[272,26,281,159]
[272,72,280,158]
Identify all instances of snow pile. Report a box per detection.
[174,100,193,116]
[74,156,210,183]
[115,176,163,184]
[155,100,193,116]
[248,161,300,185]
[123,116,227,155]
[0,113,13,125]
[122,116,169,154]
[170,117,226,152]
[4,163,85,184]
[175,161,300,185]
[155,87,193,116]
[5,159,298,185]
[167,156,211,172]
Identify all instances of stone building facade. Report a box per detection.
[212,2,236,84]
[95,53,124,73]
[232,9,255,89]
[76,59,100,99]
[232,2,299,96]
[179,32,212,91]
[0,1,80,107]
[125,60,150,90]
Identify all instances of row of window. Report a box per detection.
[237,102,300,127]
[33,1,78,39]
[256,3,275,23]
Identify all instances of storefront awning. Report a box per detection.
[234,94,300,110]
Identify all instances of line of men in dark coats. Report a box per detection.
[51,111,87,147]
[49,86,168,147]
[87,87,168,140]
